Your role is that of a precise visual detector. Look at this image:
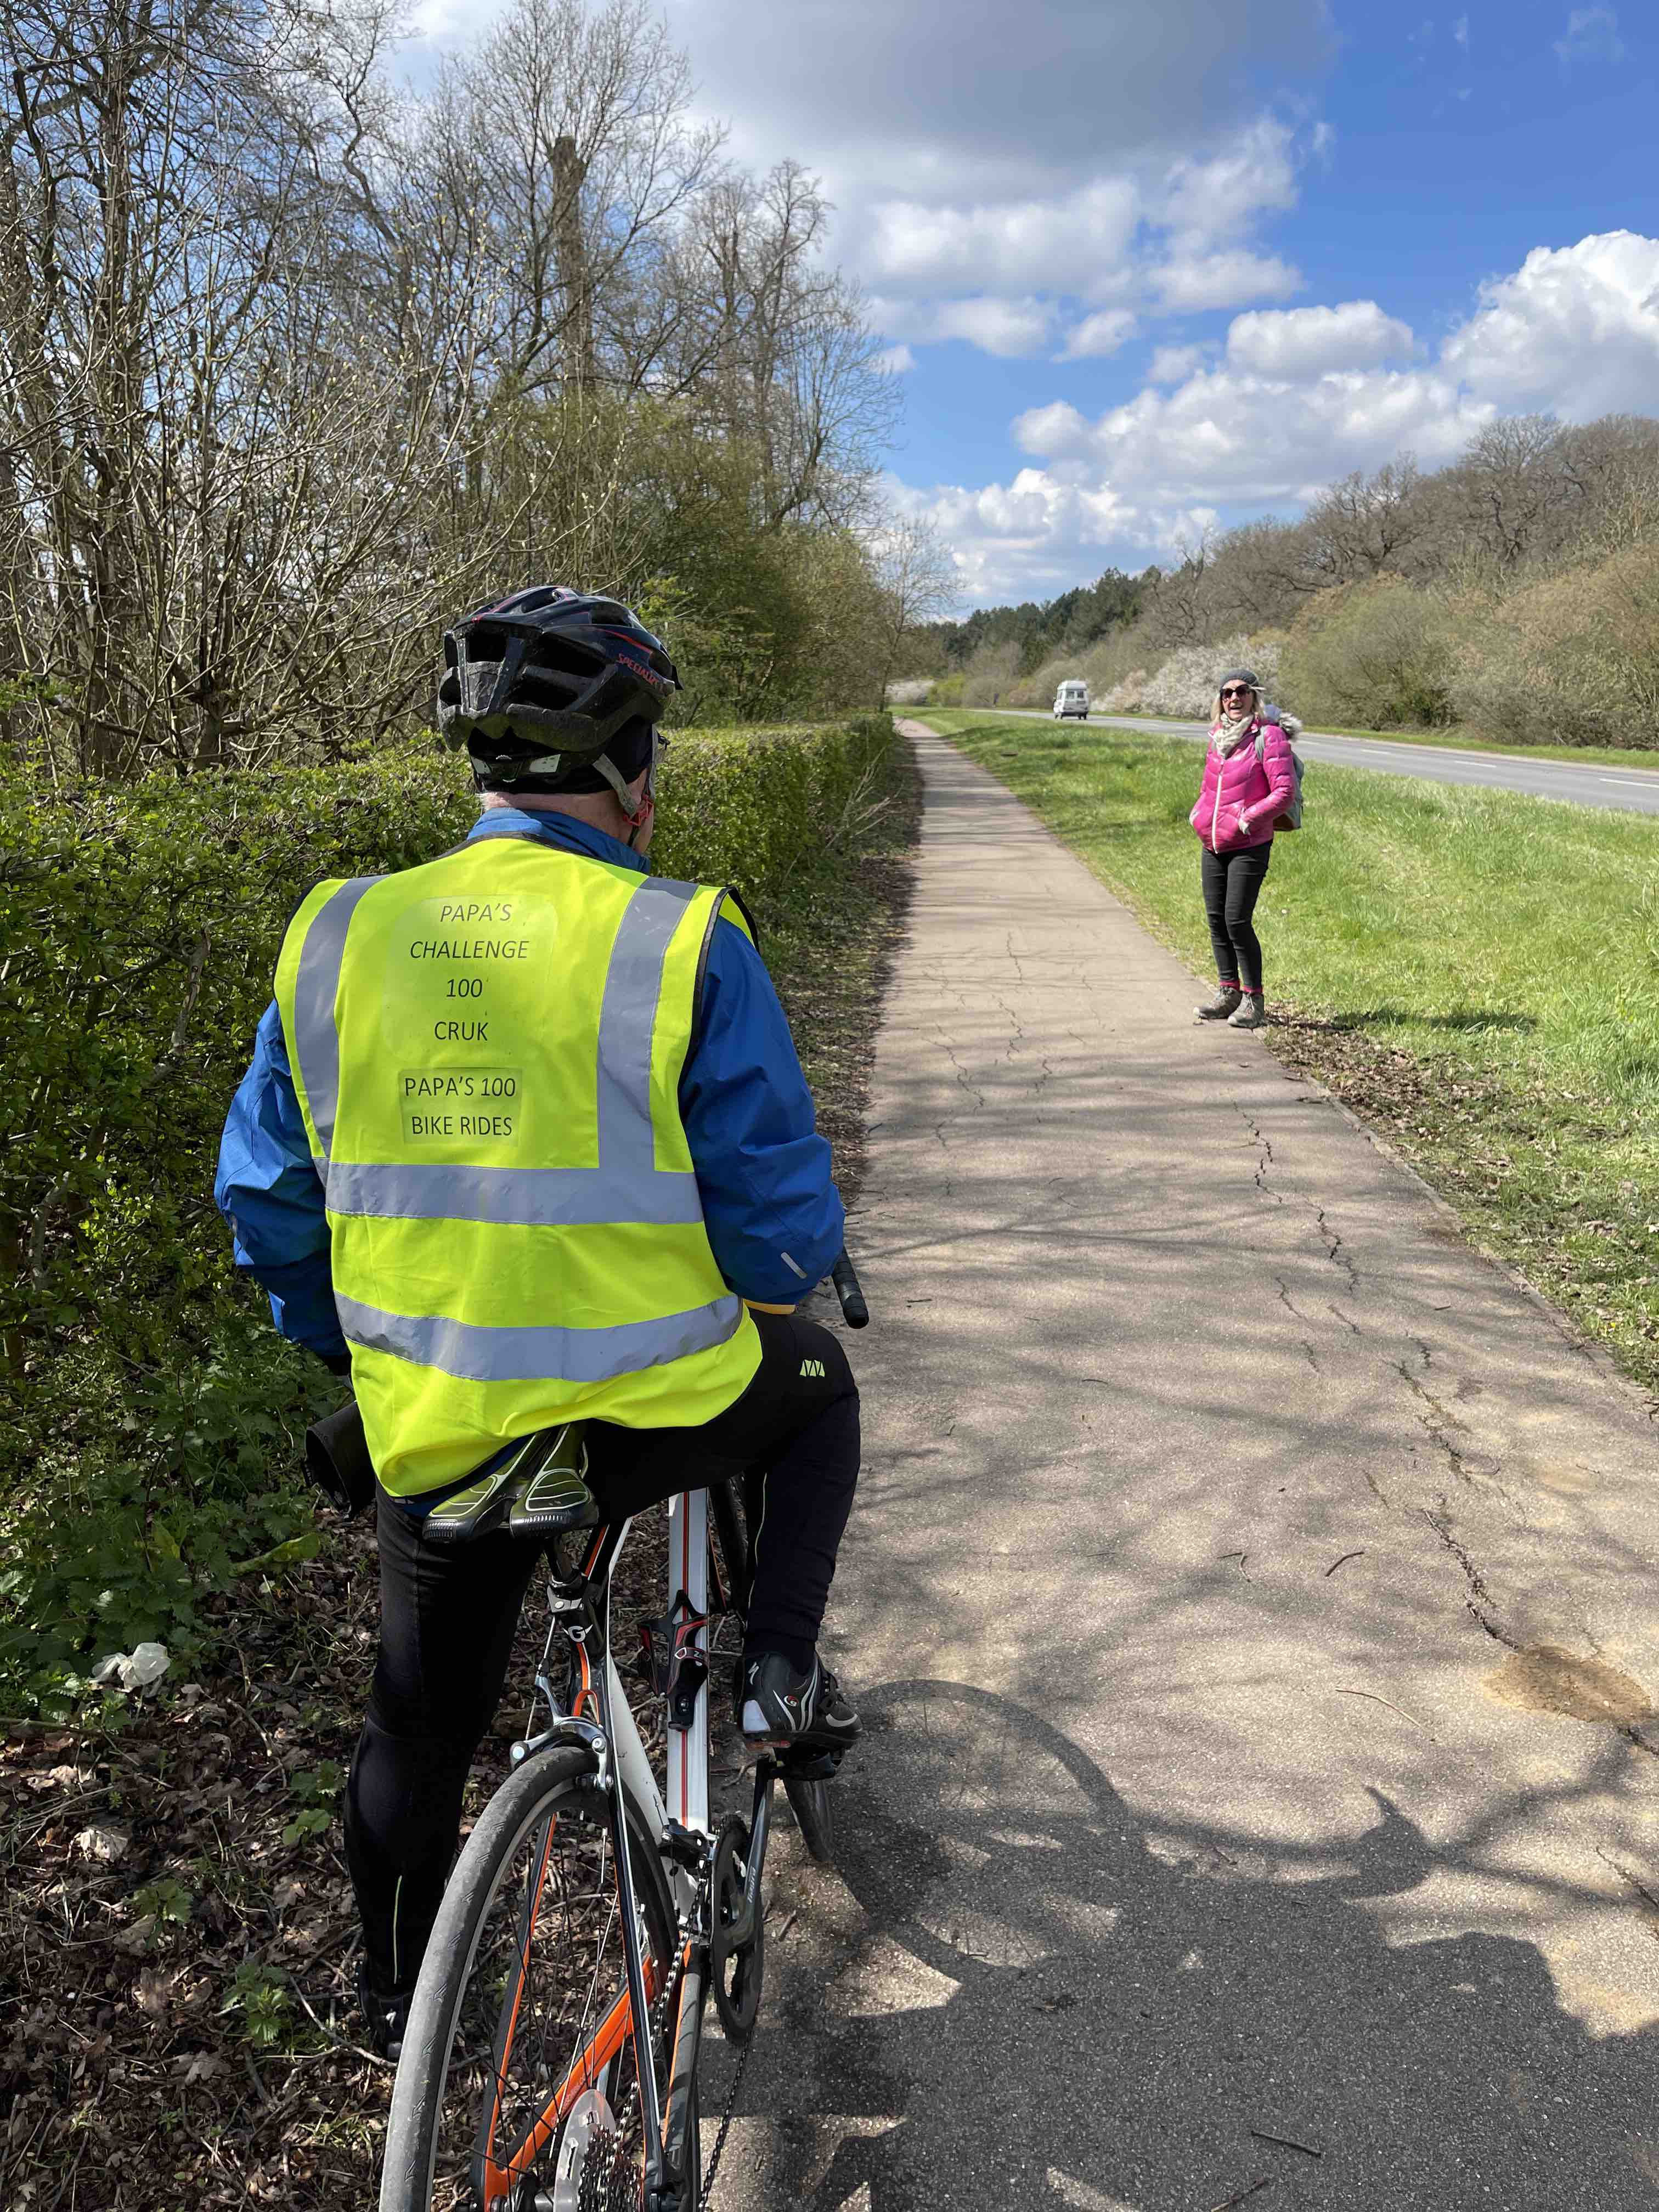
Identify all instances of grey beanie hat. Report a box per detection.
[1217,667,1260,691]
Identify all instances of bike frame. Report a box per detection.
[495,1484,756,2212]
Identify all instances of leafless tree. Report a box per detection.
[867,514,958,704]
[1141,535,1215,647]
[1304,459,1430,582]
[1445,415,1568,571]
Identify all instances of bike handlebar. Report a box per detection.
[831,1247,869,1329]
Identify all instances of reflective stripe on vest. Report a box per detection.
[289,873,704,1227]
[290,874,378,1161]
[332,1289,744,1384]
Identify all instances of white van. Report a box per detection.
[1053,680,1090,720]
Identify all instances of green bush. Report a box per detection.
[0,715,894,1712]
[1279,579,1457,729]
[1446,540,1659,747]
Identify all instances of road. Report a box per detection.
[978,705,1659,815]
[707,723,1659,2212]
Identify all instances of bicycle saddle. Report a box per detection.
[424,1422,597,1543]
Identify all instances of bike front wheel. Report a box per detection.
[381,1746,694,2212]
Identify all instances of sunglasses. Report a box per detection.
[1220,686,1253,701]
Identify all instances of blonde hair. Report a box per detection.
[1210,682,1260,729]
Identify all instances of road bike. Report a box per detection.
[379,1251,870,2212]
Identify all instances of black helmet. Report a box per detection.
[438,585,679,798]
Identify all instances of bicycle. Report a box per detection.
[379,1251,870,2212]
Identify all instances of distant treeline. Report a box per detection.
[915,411,1659,747]
[910,567,1156,680]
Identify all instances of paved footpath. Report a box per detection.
[708,725,1659,2212]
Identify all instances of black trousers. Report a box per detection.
[343,1308,859,1990]
[1201,842,1272,992]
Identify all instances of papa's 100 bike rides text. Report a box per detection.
[399,897,528,1142]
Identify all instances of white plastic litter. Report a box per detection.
[121,1643,171,1691]
[92,1643,172,1693]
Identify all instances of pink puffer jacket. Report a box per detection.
[1189,722,1297,854]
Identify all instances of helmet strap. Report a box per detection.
[591,747,653,844]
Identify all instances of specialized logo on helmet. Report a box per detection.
[611,645,673,692]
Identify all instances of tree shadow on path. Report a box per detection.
[751,1680,1659,2212]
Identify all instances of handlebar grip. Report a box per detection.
[831,1248,869,1329]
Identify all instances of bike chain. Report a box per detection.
[696,2027,754,2211]
[566,1872,756,2211]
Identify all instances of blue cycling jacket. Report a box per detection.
[215,808,845,1361]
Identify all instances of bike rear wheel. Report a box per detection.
[381,1746,695,2211]
[782,1771,835,1864]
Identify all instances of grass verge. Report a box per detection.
[0,732,920,2210]
[949,705,1659,774]
[921,709,1659,1400]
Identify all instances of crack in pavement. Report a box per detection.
[1393,1359,1511,1504]
[1314,1206,1361,1296]
[1421,1507,1519,1647]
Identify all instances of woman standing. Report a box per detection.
[1188,668,1297,1030]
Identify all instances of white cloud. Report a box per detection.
[866,179,1140,296]
[885,467,1200,602]
[1440,230,1659,415]
[1555,6,1624,64]
[1156,124,1300,247]
[1312,120,1338,164]
[1058,311,1139,361]
[1226,300,1414,376]
[870,295,1059,359]
[1453,13,1470,46]
[1153,251,1304,312]
[1147,343,1206,384]
[876,345,917,376]
[1011,364,1487,505]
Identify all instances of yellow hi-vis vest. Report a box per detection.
[273,835,763,1497]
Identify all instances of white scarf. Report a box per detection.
[1212,709,1256,758]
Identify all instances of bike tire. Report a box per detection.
[783,1771,836,1864]
[381,1745,696,2211]
[708,1475,753,1614]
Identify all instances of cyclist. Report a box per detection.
[215,586,861,2055]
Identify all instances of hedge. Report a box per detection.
[0,714,893,1710]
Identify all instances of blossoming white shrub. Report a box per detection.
[1139,636,1283,719]
[1098,669,1148,712]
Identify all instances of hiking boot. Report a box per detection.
[1228,995,1267,1029]
[737,1650,861,1753]
[1195,986,1242,1020]
[357,1958,414,2061]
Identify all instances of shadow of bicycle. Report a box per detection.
[727,1679,1659,2212]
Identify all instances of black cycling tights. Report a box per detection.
[344,1309,859,1991]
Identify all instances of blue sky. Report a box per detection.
[408,0,1659,606]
